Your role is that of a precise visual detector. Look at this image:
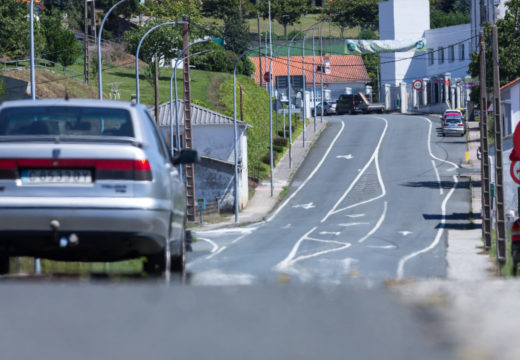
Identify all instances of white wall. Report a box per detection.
[379,0,430,86]
[425,24,472,80]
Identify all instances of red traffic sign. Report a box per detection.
[412,80,423,91]
[511,160,520,185]
[263,72,271,82]
[514,122,520,157]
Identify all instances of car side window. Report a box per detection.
[142,110,170,162]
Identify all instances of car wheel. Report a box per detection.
[170,238,185,273]
[143,251,166,275]
[442,133,445,137]
[0,255,9,275]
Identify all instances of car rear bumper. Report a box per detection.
[442,128,465,135]
[0,207,170,260]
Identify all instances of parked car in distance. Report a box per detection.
[0,99,197,275]
[336,93,385,115]
[442,114,466,137]
[311,101,336,116]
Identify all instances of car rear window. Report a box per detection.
[0,106,134,137]
[445,116,462,123]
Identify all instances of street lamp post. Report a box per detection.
[135,20,187,104]
[287,39,294,168]
[312,27,316,132]
[302,32,309,147]
[97,0,127,100]
[30,0,35,100]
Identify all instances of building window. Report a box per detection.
[438,47,444,64]
[459,43,465,60]
[428,49,434,65]
[449,45,455,62]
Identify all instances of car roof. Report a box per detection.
[0,98,145,112]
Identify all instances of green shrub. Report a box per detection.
[273,137,288,147]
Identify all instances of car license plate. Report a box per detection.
[21,169,93,184]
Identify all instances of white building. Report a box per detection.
[501,78,520,137]
[378,0,508,113]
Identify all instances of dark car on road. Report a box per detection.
[0,99,197,275]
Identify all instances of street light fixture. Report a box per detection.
[135,20,187,104]
[29,0,35,100]
[301,31,309,147]
[97,0,128,100]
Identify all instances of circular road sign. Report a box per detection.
[412,80,423,91]
[514,122,520,156]
[511,160,520,185]
[263,72,271,83]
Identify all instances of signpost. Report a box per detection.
[412,80,423,91]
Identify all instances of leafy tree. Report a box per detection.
[259,0,309,39]
[143,0,201,24]
[359,29,380,102]
[0,0,45,59]
[202,0,256,19]
[40,9,81,67]
[325,0,378,38]
[190,41,255,76]
[223,13,251,55]
[468,0,520,99]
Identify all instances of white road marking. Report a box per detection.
[196,237,219,253]
[358,201,387,243]
[346,214,365,218]
[338,222,369,227]
[432,159,444,195]
[321,117,388,223]
[282,224,292,229]
[319,231,341,236]
[206,246,227,260]
[194,227,257,236]
[274,226,318,272]
[266,120,346,222]
[396,117,460,279]
[192,270,255,286]
[336,154,354,160]
[342,258,359,272]
[399,231,412,236]
[292,202,315,210]
[367,245,396,249]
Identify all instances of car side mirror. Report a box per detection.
[172,149,199,165]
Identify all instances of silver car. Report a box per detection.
[0,99,196,275]
[442,114,466,137]
[311,101,337,116]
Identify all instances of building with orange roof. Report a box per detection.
[250,54,370,104]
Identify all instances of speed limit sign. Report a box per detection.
[511,160,520,185]
[412,80,423,91]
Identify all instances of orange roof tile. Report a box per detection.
[250,54,369,85]
[501,77,520,91]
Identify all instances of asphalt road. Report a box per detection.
[0,114,470,359]
[189,114,469,285]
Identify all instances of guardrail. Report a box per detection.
[0,58,84,82]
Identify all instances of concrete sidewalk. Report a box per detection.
[192,118,329,230]
[446,119,494,279]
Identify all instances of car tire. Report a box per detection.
[170,238,185,273]
[0,255,9,275]
[143,251,166,275]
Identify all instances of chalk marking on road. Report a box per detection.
[266,120,346,223]
[367,245,396,249]
[306,237,348,246]
[336,154,354,160]
[292,202,315,210]
[338,222,369,227]
[206,246,227,260]
[194,227,257,236]
[319,231,341,236]
[274,226,318,271]
[197,237,219,253]
[432,159,444,195]
[321,117,388,223]
[399,231,412,236]
[358,201,387,243]
[396,117,460,279]
[346,214,365,218]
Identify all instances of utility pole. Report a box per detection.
[492,24,506,268]
[182,16,196,221]
[240,85,244,122]
[84,0,89,83]
[90,0,96,45]
[479,31,492,250]
[154,52,159,122]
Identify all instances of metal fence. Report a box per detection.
[0,58,84,82]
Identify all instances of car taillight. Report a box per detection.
[96,159,152,181]
[457,123,464,127]
[443,123,449,126]
[0,159,18,179]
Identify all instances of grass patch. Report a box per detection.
[10,257,143,275]
[279,185,290,200]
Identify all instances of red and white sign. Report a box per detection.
[263,72,271,82]
[511,161,520,185]
[412,80,423,91]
